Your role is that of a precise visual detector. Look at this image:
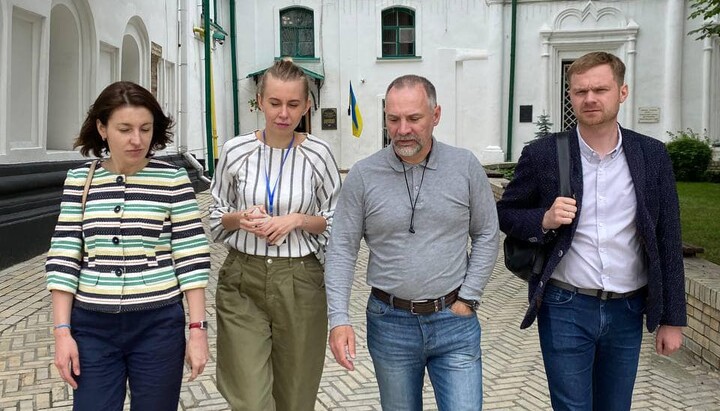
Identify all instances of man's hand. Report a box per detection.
[656,325,684,356]
[542,196,577,230]
[329,325,356,371]
[450,301,474,316]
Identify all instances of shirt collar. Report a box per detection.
[577,126,624,163]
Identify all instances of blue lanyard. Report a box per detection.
[263,130,295,216]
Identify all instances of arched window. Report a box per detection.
[280,7,314,58]
[47,4,80,151]
[382,7,415,57]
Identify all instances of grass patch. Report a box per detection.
[677,182,720,265]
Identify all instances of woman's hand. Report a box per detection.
[236,205,271,237]
[53,328,80,389]
[257,214,303,245]
[185,329,209,381]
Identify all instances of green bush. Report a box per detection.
[666,129,712,181]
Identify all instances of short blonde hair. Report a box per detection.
[567,52,626,86]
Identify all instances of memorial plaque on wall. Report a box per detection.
[638,107,661,123]
[321,108,337,130]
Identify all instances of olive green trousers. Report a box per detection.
[216,250,327,411]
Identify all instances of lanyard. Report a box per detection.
[263,130,295,215]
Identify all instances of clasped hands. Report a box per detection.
[237,205,299,245]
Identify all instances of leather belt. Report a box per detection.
[548,279,643,301]
[371,287,459,315]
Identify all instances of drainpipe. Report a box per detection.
[505,0,518,161]
[229,0,240,136]
[203,0,215,176]
[183,152,212,184]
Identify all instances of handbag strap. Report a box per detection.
[556,133,571,197]
[81,160,99,218]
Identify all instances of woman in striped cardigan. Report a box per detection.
[210,59,342,411]
[46,81,210,411]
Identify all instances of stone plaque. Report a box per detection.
[321,108,337,130]
[638,106,661,123]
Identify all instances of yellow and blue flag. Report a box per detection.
[349,81,363,137]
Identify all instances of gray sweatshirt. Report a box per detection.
[325,139,499,329]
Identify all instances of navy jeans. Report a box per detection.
[70,303,186,411]
[537,283,645,411]
[366,294,483,411]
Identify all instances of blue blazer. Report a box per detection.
[497,126,686,331]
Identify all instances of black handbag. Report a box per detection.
[503,133,571,282]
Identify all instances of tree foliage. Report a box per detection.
[688,0,720,40]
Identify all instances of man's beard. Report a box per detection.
[392,136,422,158]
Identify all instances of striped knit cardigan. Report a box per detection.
[46,159,210,313]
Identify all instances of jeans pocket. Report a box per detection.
[366,294,390,316]
[445,304,477,318]
[624,294,646,315]
[543,284,574,305]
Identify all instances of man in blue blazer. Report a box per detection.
[497,52,686,411]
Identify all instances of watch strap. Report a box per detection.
[188,321,208,330]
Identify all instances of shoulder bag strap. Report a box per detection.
[556,133,571,197]
[81,160,99,218]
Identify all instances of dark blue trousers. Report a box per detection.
[70,303,186,411]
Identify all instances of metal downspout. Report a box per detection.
[506,0,518,161]
[203,0,215,176]
[229,0,240,136]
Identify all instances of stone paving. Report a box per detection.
[1,191,720,410]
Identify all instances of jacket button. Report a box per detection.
[112,237,120,245]
[116,176,124,184]
[528,237,538,243]
[114,268,123,277]
[114,205,121,213]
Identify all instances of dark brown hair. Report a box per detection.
[386,74,437,108]
[567,52,626,87]
[257,59,310,100]
[74,81,174,157]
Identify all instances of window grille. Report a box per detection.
[280,8,314,58]
[561,61,577,131]
[382,8,415,57]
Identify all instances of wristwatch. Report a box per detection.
[188,321,208,330]
[457,296,480,311]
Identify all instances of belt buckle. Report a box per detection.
[410,299,429,315]
[597,290,610,300]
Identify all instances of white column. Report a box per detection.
[484,1,505,163]
[702,35,713,133]
[624,23,638,127]
[663,0,684,132]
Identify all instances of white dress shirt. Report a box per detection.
[552,128,648,293]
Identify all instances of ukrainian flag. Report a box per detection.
[349,81,363,137]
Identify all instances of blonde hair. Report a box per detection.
[567,52,626,86]
[257,59,309,100]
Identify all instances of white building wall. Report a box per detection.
[0,0,716,168]
[0,0,223,166]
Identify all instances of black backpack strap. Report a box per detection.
[556,133,571,197]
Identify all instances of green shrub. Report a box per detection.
[666,129,712,181]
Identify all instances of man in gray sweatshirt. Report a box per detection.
[325,74,499,411]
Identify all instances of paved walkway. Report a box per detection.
[1,191,720,410]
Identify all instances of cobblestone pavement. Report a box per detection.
[1,191,720,410]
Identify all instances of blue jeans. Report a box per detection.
[70,303,186,411]
[366,294,483,411]
[537,284,645,411]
